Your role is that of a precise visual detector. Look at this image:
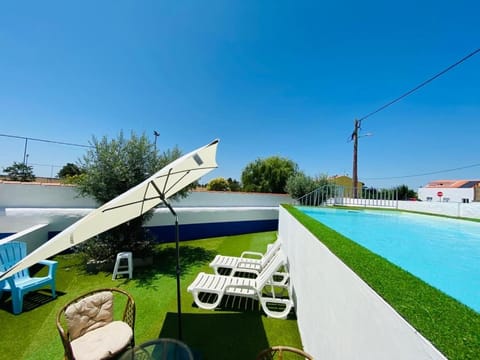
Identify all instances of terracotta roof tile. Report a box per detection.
[425,179,480,188]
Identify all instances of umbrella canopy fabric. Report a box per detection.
[0,139,219,280]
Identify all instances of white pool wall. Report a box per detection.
[279,206,447,360]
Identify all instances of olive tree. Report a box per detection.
[57,163,83,179]
[286,173,331,201]
[241,156,298,193]
[2,162,35,182]
[226,177,242,192]
[285,172,318,199]
[395,184,417,200]
[74,131,187,261]
[207,177,230,191]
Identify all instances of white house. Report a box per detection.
[417,179,480,203]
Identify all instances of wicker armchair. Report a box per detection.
[56,288,135,360]
[255,346,314,360]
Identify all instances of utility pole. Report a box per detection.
[23,137,29,165]
[352,119,360,198]
[153,131,160,153]
[351,119,372,199]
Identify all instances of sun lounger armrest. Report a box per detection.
[240,251,263,259]
[38,259,58,278]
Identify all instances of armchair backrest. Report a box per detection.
[256,345,313,360]
[65,291,114,340]
[57,288,136,360]
[0,241,29,279]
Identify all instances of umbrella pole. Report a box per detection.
[163,200,183,340]
[174,214,183,341]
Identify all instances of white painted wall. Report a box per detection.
[0,182,292,249]
[417,187,473,203]
[278,207,446,360]
[0,182,97,208]
[333,198,480,219]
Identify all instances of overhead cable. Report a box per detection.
[362,162,480,180]
[0,133,92,148]
[359,47,480,122]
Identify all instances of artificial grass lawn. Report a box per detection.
[285,204,480,360]
[0,231,302,360]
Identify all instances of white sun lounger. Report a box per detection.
[209,238,282,276]
[188,250,293,319]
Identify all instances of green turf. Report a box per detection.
[285,204,480,360]
[0,231,302,360]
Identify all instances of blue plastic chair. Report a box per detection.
[0,241,57,314]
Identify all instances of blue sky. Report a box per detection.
[1,1,479,190]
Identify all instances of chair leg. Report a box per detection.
[51,281,57,298]
[259,297,293,319]
[192,291,223,310]
[12,289,23,315]
[128,255,133,279]
[112,256,120,280]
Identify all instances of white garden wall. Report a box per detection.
[397,200,480,218]
[336,197,480,219]
[0,182,291,209]
[0,181,96,208]
[0,182,292,250]
[278,206,446,360]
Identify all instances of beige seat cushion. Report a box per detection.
[70,320,133,360]
[65,291,114,340]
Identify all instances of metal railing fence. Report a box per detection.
[295,185,398,208]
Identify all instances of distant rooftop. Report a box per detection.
[424,180,480,188]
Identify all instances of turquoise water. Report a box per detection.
[298,206,480,313]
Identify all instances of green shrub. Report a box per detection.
[73,131,189,261]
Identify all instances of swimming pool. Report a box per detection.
[298,206,480,313]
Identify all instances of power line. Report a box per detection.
[28,162,63,168]
[0,133,92,148]
[359,47,480,122]
[350,48,480,187]
[362,162,480,181]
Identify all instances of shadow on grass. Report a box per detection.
[192,294,297,321]
[0,289,66,314]
[134,245,216,287]
[158,312,270,360]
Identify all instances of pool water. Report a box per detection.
[298,206,480,313]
